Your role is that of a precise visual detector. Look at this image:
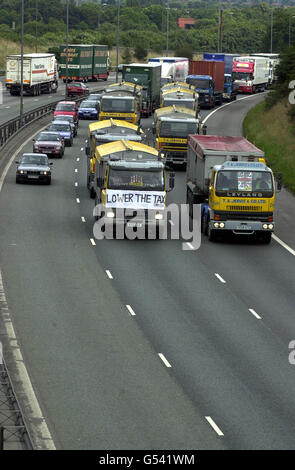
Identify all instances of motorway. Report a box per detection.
[0,90,295,449]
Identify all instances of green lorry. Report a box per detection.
[59,44,109,82]
[122,63,161,117]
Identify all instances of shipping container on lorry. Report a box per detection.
[148,57,189,86]
[186,135,282,243]
[232,56,269,93]
[250,53,280,85]
[6,53,58,96]
[186,60,224,108]
[122,63,161,117]
[203,53,238,101]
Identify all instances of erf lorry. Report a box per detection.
[6,53,58,96]
[93,140,175,237]
[186,60,224,108]
[186,135,281,243]
[203,53,238,101]
[148,57,189,86]
[99,82,142,124]
[59,44,109,82]
[86,119,144,198]
[232,56,269,93]
[122,63,161,117]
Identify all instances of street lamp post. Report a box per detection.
[270,8,273,53]
[166,0,169,57]
[289,15,295,47]
[35,0,38,53]
[20,0,24,126]
[65,0,69,99]
[116,0,120,83]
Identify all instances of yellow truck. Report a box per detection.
[86,119,144,198]
[99,82,142,124]
[153,105,201,166]
[160,87,199,111]
[186,135,282,243]
[93,140,175,236]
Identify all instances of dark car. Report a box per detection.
[53,101,79,124]
[67,82,89,97]
[53,114,77,137]
[78,100,100,120]
[48,121,73,146]
[16,153,52,185]
[33,131,65,158]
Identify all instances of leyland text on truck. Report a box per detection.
[93,140,175,237]
[122,63,161,117]
[186,135,282,243]
[186,60,224,108]
[232,56,270,93]
[85,119,144,198]
[6,53,58,96]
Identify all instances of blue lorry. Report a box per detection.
[203,53,238,101]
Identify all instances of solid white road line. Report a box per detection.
[214,273,226,284]
[205,416,224,436]
[90,238,96,246]
[126,305,136,317]
[106,270,113,279]
[272,234,295,256]
[158,353,172,368]
[0,269,56,449]
[249,308,262,320]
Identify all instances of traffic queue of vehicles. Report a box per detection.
[13,48,281,242]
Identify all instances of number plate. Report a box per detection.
[28,174,39,179]
[236,224,252,230]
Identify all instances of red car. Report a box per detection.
[53,101,79,123]
[67,82,89,97]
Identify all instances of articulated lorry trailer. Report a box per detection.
[59,44,109,82]
[122,63,161,117]
[186,60,224,108]
[232,56,269,93]
[6,53,58,96]
[186,135,281,243]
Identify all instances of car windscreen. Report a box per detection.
[108,169,164,190]
[55,104,75,111]
[81,101,97,108]
[215,170,273,194]
[38,133,61,141]
[54,116,74,122]
[159,121,197,137]
[21,155,48,165]
[101,98,134,112]
[50,124,70,131]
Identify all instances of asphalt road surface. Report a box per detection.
[0,93,295,450]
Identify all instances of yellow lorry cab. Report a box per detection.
[99,82,142,124]
[86,119,144,197]
[93,140,175,236]
[160,87,199,111]
[153,106,201,166]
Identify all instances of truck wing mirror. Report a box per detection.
[202,125,207,135]
[276,172,282,191]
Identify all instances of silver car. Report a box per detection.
[16,153,53,185]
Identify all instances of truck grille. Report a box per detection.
[226,205,263,211]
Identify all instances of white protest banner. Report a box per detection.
[105,190,166,210]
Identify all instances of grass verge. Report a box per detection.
[243,99,295,194]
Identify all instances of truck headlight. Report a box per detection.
[263,224,268,229]
[268,224,274,230]
[219,222,225,228]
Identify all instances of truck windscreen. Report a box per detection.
[108,169,164,190]
[101,98,134,112]
[232,72,252,81]
[160,121,197,138]
[123,73,149,85]
[163,99,194,110]
[186,79,209,89]
[215,171,273,194]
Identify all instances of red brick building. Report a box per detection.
[176,18,195,29]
